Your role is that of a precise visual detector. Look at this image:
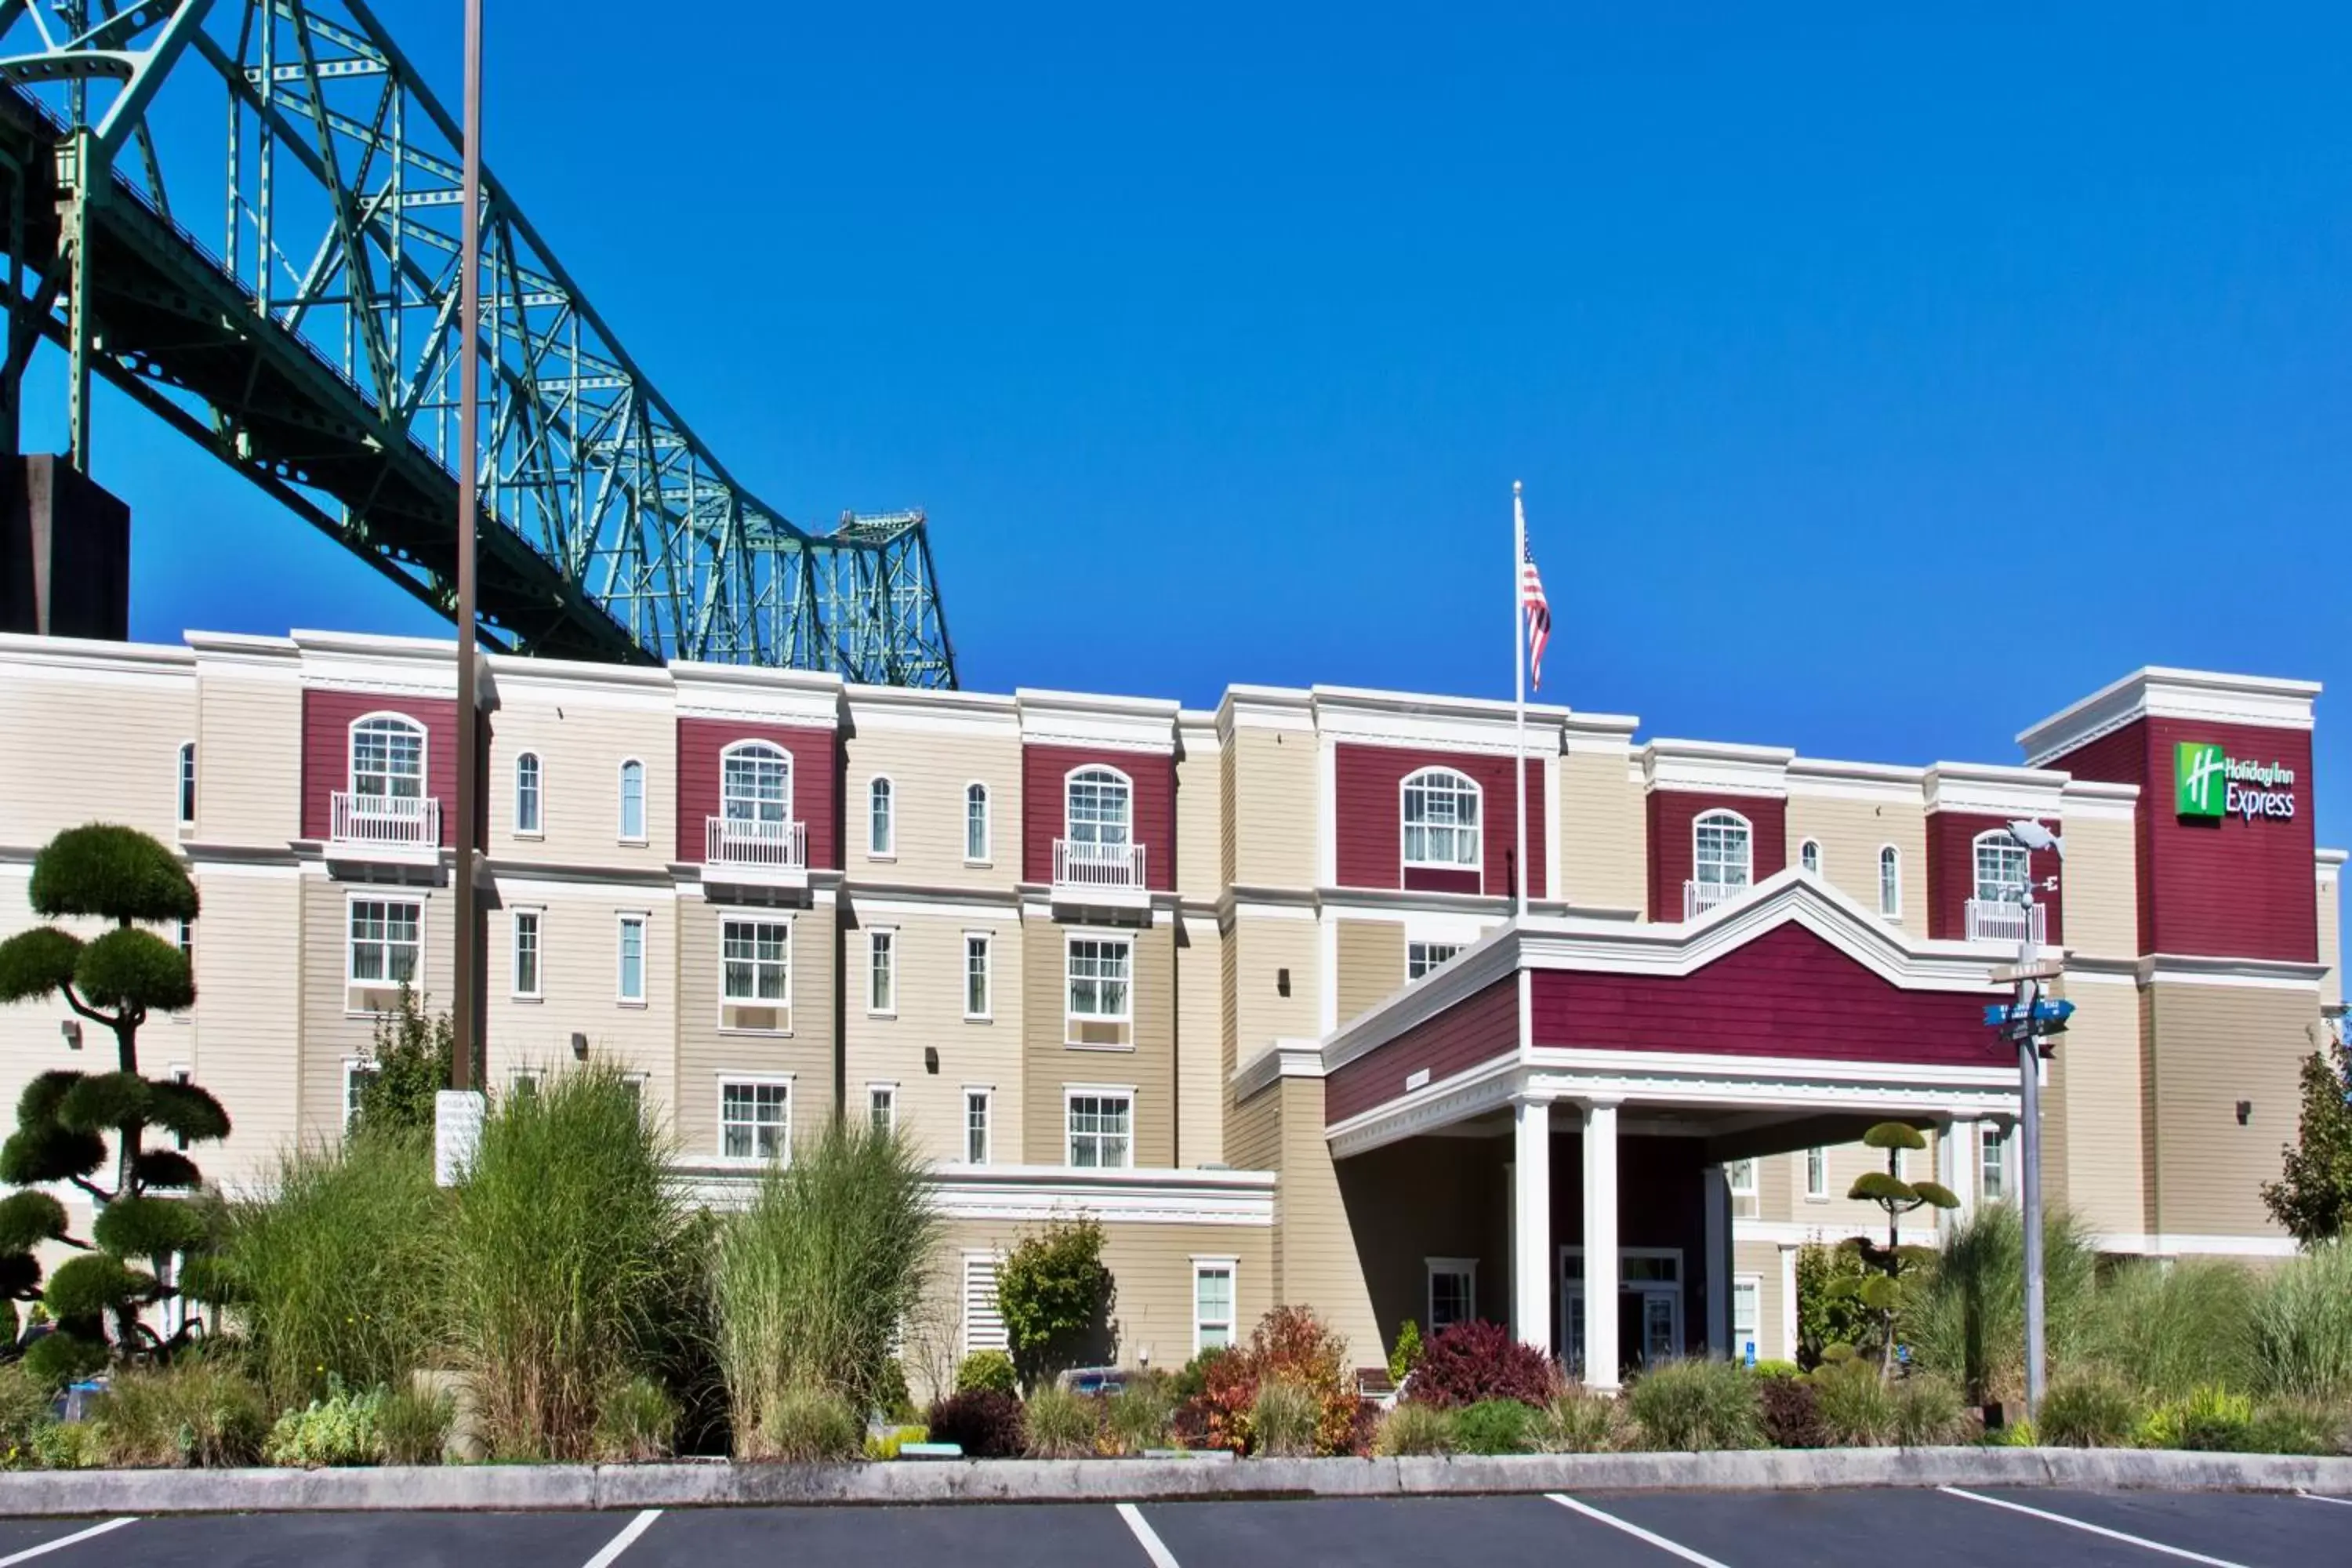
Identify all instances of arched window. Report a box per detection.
[1400,768,1480,868]
[1973,831,2029,906]
[176,742,196,826]
[721,742,790,831]
[1065,767,1132,847]
[514,752,542,835]
[350,715,426,811]
[965,782,991,862]
[1878,845,1902,917]
[1692,810,1751,895]
[869,777,895,855]
[1799,839,1821,876]
[618,758,647,841]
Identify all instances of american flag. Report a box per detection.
[1520,536,1552,691]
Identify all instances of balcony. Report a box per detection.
[1053,837,1149,913]
[705,815,808,888]
[1683,878,1748,921]
[1965,898,2046,948]
[328,792,441,864]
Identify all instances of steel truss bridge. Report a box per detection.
[0,0,956,684]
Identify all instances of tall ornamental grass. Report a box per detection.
[2252,1241,2352,1401]
[1906,1203,2096,1405]
[445,1064,697,1459]
[2080,1258,2259,1397]
[713,1117,938,1457]
[214,1131,451,1409]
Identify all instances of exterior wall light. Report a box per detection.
[2236,1100,2252,1127]
[570,1030,589,1061]
[60,1019,82,1050]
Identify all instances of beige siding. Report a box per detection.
[194,667,300,846]
[676,897,836,1160]
[488,688,676,871]
[840,727,1019,891]
[2061,815,2139,961]
[1556,745,1644,912]
[1732,1240,1788,1362]
[1023,918,1176,1169]
[2319,865,2342,1011]
[1175,917,1224,1167]
[482,884,678,1122]
[2147,982,2318,1238]
[841,906,1023,1166]
[1756,1138,1941,1233]
[0,666,191,848]
[1230,913,1321,1062]
[187,866,303,1183]
[300,873,448,1141]
[2046,975,2142,1234]
[1227,730,1316,889]
[1272,1076,1381,1365]
[1175,738,1225,903]
[1334,919,1404,1028]
[1784,797,1929,930]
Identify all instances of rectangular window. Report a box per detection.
[720,1078,791,1163]
[964,1088,993,1164]
[964,933,992,1019]
[177,742,196,826]
[510,1069,542,1102]
[1426,1259,1476,1333]
[176,920,193,960]
[868,928,896,1014]
[617,915,646,1003]
[720,917,791,1031]
[1193,1260,1236,1353]
[1733,1276,1762,1361]
[869,778,895,856]
[619,760,646,842]
[515,755,542,835]
[343,1061,377,1130]
[1981,1124,2007,1203]
[868,1083,897,1135]
[512,909,541,997]
[965,785,990,862]
[1065,937,1132,1047]
[1726,1158,1757,1197]
[1066,1091,1133,1169]
[347,899,422,1011]
[1407,941,1464,982]
[1805,1145,1828,1201]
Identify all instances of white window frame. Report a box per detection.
[718,913,793,1033]
[868,775,895,858]
[1399,767,1482,870]
[1064,1085,1136,1170]
[509,1067,543,1102]
[1878,844,1903,920]
[867,1082,898,1135]
[720,741,793,830]
[1065,934,1134,1047]
[176,918,193,960]
[964,931,993,1021]
[963,1086,993,1165]
[510,906,543,1000]
[1065,765,1134,850]
[867,926,898,1016]
[514,751,543,837]
[348,712,428,806]
[345,895,423,1004]
[615,912,648,1004]
[1407,939,1465,982]
[1732,1274,1762,1360]
[717,1073,793,1166]
[1726,1157,1758,1198]
[964,781,993,865]
[176,740,196,827]
[1981,1123,2008,1203]
[1799,838,1821,875]
[1192,1256,1238,1355]
[1692,809,1752,895]
[1973,830,2031,907]
[1805,1145,1828,1201]
[341,1058,377,1131]
[617,757,648,844]
[1425,1257,1479,1334]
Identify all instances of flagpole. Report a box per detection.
[1513,481,1529,921]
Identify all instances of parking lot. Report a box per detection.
[0,1487,2344,1568]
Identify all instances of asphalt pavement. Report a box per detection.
[0,1486,2345,1567]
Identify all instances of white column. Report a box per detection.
[1777,1243,1800,1364]
[1947,1117,1978,1232]
[1703,1163,1730,1358]
[1582,1097,1621,1392]
[1933,1117,1962,1239]
[1512,1094,1553,1355]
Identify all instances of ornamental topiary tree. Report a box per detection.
[2260,1027,2352,1246]
[993,1217,1116,1392]
[0,825,229,1384]
[1833,1122,1958,1379]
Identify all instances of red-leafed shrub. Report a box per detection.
[1403,1320,1562,1410]
[1198,1305,1359,1456]
[924,1389,1025,1458]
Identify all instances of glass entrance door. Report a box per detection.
[1559,1247,1686,1377]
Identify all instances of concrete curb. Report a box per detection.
[1,1446,2347,1515]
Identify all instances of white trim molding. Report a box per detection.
[2020,666,2321,765]
[672,1163,1276,1226]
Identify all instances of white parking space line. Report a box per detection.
[579,1509,664,1568]
[1938,1487,2252,1566]
[1115,1502,1181,1568]
[1547,1494,1733,1567]
[2298,1490,2352,1507]
[0,1519,137,1567]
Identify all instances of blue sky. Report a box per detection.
[24,5,2350,860]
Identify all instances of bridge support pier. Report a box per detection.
[0,453,128,639]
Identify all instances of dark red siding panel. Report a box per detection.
[2045,721,2153,951]
[1531,924,1998,1067]
[1646,791,1788,922]
[676,719,840,869]
[301,689,458,845]
[1325,977,1519,1123]
[1021,745,1177,890]
[1925,812,2063,946]
[1331,745,1546,898]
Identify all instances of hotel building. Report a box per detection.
[0,630,2337,1390]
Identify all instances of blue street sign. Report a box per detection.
[1984,999,2075,1028]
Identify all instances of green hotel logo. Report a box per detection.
[2175,741,2227,819]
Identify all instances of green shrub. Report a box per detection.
[2137,1385,2255,1452]
[91,1358,267,1468]
[873,1359,916,1424]
[864,1423,926,1460]
[1022,1384,1101,1458]
[266,1377,384,1467]
[1627,1360,1761,1451]
[1105,1374,1175,1454]
[593,1375,677,1462]
[2082,1258,2259,1398]
[1751,1359,1803,1381]
[1387,1319,1425,1387]
[1169,1346,1226,1404]
[2251,1242,2352,1401]
[714,1118,937,1457]
[1795,1241,1878,1363]
[2038,1370,2140,1448]
[1454,1397,1541,1454]
[1199,1306,1359,1457]
[379,1385,452,1466]
[956,1349,1018,1396]
[994,1218,1114,1391]
[1542,1388,1628,1453]
[1374,1400,1457,1456]
[218,1131,450,1409]
[1809,1361,1896,1446]
[2243,1399,2343,1457]
[758,1384,862,1462]
[1250,1377,1319,1457]
[0,1364,51,1468]
[30,1419,107,1470]
[447,1063,695,1461]
[1907,1203,2097,1406]
[1892,1374,1968,1446]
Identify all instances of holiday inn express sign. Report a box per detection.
[2175,740,2298,822]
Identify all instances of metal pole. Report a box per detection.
[2016,911,2045,1418]
[1512,481,1528,920]
[451,0,483,1094]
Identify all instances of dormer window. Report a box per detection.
[350,716,425,807]
[1692,810,1751,895]
[1401,768,1480,869]
[1973,832,2030,906]
[722,742,791,828]
[1066,767,1132,848]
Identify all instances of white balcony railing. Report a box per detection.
[1683,877,1748,920]
[329,791,439,851]
[1054,837,1146,893]
[706,815,808,873]
[1965,898,2046,947]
